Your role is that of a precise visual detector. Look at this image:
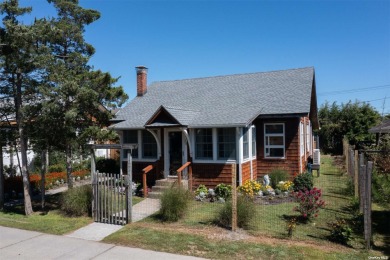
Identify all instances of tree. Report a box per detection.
[318,101,381,154]
[40,0,127,188]
[0,0,46,215]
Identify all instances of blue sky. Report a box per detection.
[15,0,390,114]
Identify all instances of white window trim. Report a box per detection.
[192,127,238,163]
[121,129,158,162]
[300,122,304,156]
[251,125,257,160]
[264,123,286,159]
[242,125,256,163]
[306,121,311,154]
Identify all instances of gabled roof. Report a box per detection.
[111,67,317,129]
[369,119,390,134]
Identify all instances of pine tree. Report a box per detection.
[0,0,44,215]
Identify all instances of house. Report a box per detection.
[110,66,319,188]
[368,118,390,146]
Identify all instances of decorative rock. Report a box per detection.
[218,197,225,203]
[208,189,215,197]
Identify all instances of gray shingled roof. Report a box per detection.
[111,67,315,129]
[369,119,390,133]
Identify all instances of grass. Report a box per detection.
[0,191,144,235]
[0,194,92,235]
[103,155,389,259]
[104,223,369,260]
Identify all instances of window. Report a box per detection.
[306,121,311,153]
[243,128,249,159]
[264,123,285,158]
[195,129,213,159]
[300,122,304,156]
[123,130,138,158]
[218,128,236,160]
[142,131,157,158]
[252,126,256,157]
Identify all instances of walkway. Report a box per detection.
[66,198,160,241]
[0,226,206,260]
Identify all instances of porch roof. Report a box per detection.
[111,67,316,130]
[369,119,390,134]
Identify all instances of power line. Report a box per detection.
[318,84,390,96]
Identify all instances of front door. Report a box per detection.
[168,131,182,175]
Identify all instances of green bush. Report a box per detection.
[49,164,66,173]
[327,218,352,245]
[216,196,256,229]
[96,158,120,174]
[343,177,355,196]
[60,185,92,216]
[159,186,192,222]
[73,159,91,171]
[372,172,390,205]
[293,172,313,192]
[269,169,289,189]
[215,183,232,199]
[195,184,208,196]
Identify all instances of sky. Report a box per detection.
[13,0,390,115]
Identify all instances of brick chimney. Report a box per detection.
[136,66,148,96]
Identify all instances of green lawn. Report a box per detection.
[0,192,144,235]
[104,155,388,259]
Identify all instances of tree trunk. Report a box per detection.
[40,149,47,210]
[15,72,33,215]
[19,132,33,215]
[0,137,4,210]
[66,144,73,188]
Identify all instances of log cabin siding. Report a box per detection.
[255,117,300,179]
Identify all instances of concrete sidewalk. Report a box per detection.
[0,226,206,260]
[66,198,161,241]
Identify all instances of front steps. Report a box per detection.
[147,177,188,199]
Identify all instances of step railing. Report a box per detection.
[142,165,154,198]
[176,162,192,191]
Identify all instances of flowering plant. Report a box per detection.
[293,187,325,220]
[238,180,262,197]
[277,181,293,192]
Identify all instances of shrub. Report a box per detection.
[215,183,232,200]
[371,172,390,205]
[269,169,289,189]
[96,158,120,174]
[238,180,262,197]
[327,218,352,245]
[195,184,208,196]
[159,186,192,222]
[293,172,313,192]
[276,181,294,192]
[60,185,92,216]
[286,217,297,238]
[293,187,325,220]
[216,195,256,229]
[48,164,66,173]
